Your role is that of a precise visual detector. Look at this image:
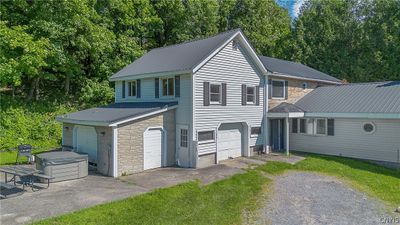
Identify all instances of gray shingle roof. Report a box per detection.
[269,102,305,113]
[258,56,341,83]
[295,81,400,113]
[57,102,178,125]
[110,29,241,80]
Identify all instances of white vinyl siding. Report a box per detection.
[290,118,400,163]
[194,40,264,155]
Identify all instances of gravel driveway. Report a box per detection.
[256,171,390,225]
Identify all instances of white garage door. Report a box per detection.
[144,128,164,170]
[75,125,97,165]
[218,124,242,160]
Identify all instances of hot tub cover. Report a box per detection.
[36,151,88,166]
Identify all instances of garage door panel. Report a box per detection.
[217,124,242,160]
[144,129,163,170]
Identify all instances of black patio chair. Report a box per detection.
[16,144,33,164]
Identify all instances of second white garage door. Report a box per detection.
[217,123,242,160]
[143,128,164,170]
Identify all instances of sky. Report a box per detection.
[275,0,305,19]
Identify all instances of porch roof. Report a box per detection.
[268,103,305,118]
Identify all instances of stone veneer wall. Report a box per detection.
[117,109,175,176]
[268,77,320,110]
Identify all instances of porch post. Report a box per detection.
[285,117,289,156]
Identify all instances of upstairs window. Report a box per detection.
[210,84,221,104]
[272,80,285,98]
[246,86,255,103]
[128,81,136,97]
[161,77,174,97]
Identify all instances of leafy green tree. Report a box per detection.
[228,0,292,57]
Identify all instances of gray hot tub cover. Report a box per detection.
[36,151,88,166]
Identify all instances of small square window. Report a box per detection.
[246,87,255,103]
[272,80,285,98]
[128,81,136,97]
[198,131,215,142]
[210,84,221,103]
[251,127,261,135]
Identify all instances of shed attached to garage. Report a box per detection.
[57,102,177,177]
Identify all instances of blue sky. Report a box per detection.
[275,0,304,19]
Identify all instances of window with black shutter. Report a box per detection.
[292,118,298,133]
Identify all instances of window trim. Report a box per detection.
[127,80,137,97]
[209,83,222,105]
[271,79,286,99]
[160,77,175,97]
[246,86,256,104]
[362,122,376,134]
[198,130,215,144]
[250,126,261,137]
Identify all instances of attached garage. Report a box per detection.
[57,102,177,177]
[143,128,165,170]
[217,123,243,160]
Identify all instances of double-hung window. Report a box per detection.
[316,118,327,135]
[128,81,136,97]
[246,86,255,103]
[272,80,285,99]
[161,77,174,97]
[210,84,221,104]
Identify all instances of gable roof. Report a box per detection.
[258,56,341,84]
[56,102,178,126]
[269,102,305,113]
[294,81,400,114]
[110,29,266,81]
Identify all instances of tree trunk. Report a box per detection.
[64,76,70,95]
[11,85,15,99]
[27,78,37,101]
[34,77,40,101]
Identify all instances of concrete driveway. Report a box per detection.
[0,157,263,225]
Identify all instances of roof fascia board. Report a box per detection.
[270,72,341,85]
[109,70,191,82]
[304,112,400,119]
[192,31,268,75]
[267,112,305,118]
[56,117,110,126]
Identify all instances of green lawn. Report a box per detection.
[257,153,400,207]
[35,170,270,225]
[0,147,55,165]
[35,154,399,225]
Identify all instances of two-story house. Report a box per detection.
[57,29,400,177]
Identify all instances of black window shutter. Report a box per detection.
[155,78,159,98]
[255,86,260,105]
[175,75,180,97]
[136,79,141,98]
[284,80,289,99]
[268,79,272,99]
[203,82,210,106]
[122,81,125,98]
[241,84,247,105]
[327,119,335,136]
[292,118,298,133]
[222,83,227,106]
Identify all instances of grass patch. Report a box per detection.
[257,153,400,207]
[35,170,270,225]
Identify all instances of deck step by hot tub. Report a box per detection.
[36,151,88,182]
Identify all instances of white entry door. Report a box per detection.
[217,124,242,161]
[143,128,164,170]
[74,125,98,165]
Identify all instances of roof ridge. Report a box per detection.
[149,28,242,52]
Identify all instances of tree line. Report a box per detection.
[0,0,399,102]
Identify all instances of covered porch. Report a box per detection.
[266,103,305,156]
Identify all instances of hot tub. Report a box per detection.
[36,151,88,182]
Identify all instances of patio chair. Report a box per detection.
[16,144,33,164]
